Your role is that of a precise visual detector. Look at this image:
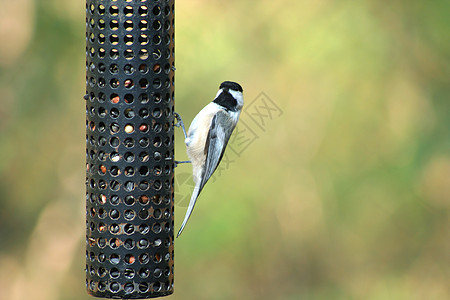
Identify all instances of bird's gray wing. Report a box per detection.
[199,110,235,190]
[177,111,234,238]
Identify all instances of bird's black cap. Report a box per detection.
[220,81,243,92]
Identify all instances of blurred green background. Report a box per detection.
[0,0,449,299]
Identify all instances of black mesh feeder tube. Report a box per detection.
[85,0,175,298]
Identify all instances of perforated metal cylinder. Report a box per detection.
[85,0,174,298]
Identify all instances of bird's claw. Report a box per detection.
[174,160,191,167]
[174,112,188,138]
[166,157,191,168]
[174,112,182,126]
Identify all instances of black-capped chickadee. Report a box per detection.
[174,81,244,237]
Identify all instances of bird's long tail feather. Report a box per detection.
[177,184,201,238]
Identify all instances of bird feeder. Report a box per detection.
[85,0,175,298]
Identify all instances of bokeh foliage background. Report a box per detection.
[0,0,449,299]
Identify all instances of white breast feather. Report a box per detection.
[185,103,221,183]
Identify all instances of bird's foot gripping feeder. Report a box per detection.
[85,0,175,298]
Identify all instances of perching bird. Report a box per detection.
[174,81,244,237]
